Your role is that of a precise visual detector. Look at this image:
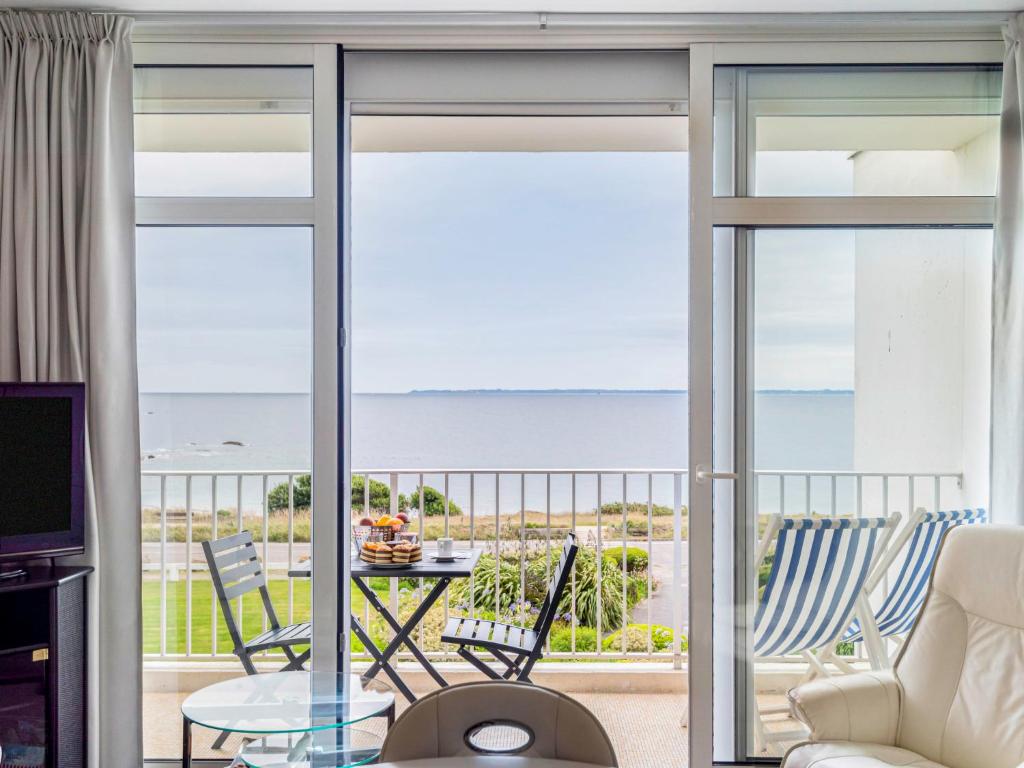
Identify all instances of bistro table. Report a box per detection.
[289,548,483,703]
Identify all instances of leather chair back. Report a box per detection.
[380,681,618,766]
[895,525,1024,768]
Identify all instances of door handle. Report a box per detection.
[695,464,738,484]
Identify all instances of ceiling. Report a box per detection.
[18,0,1024,14]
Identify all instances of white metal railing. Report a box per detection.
[140,467,963,665]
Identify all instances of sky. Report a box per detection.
[135,146,856,394]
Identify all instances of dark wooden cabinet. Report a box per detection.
[0,566,90,768]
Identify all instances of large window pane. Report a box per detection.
[137,226,312,761]
[715,66,1001,197]
[350,114,691,765]
[716,226,992,761]
[134,67,313,196]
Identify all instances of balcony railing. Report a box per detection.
[140,467,963,665]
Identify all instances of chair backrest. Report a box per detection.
[847,508,987,640]
[530,533,578,643]
[202,530,279,653]
[379,680,617,766]
[895,525,1024,768]
[754,515,898,657]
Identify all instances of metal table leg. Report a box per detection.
[351,612,416,702]
[182,715,192,768]
[356,576,453,692]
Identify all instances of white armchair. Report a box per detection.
[782,525,1024,768]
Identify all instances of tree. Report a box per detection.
[267,474,408,513]
[268,474,311,510]
[408,485,462,517]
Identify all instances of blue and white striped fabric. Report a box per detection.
[754,517,891,658]
[845,508,987,642]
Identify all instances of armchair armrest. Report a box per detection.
[788,670,901,744]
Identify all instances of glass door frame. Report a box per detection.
[133,40,341,764]
[688,39,1003,766]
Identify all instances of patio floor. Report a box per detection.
[144,678,803,765]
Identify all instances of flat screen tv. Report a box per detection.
[0,383,85,564]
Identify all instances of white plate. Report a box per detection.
[358,560,415,569]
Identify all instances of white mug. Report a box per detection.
[437,538,454,558]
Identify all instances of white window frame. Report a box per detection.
[128,24,1007,768]
[688,39,1003,765]
[132,41,344,758]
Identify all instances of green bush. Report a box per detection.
[521,547,648,630]
[268,474,312,510]
[451,555,521,615]
[267,474,409,514]
[602,624,679,653]
[408,485,463,517]
[557,549,626,630]
[549,624,597,653]
[603,546,649,574]
[599,501,674,518]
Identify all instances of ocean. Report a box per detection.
[140,391,852,513]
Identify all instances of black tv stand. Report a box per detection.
[0,565,91,768]
[0,567,29,581]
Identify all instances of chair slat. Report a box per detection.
[223,572,266,601]
[219,558,262,584]
[494,623,509,645]
[214,543,258,569]
[207,531,254,553]
[473,621,492,641]
[508,626,523,648]
[457,620,479,641]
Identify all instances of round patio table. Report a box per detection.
[180,672,394,768]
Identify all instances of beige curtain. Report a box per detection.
[994,14,1024,525]
[0,10,140,765]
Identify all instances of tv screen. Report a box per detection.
[0,383,85,561]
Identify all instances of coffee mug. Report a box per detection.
[437,538,454,558]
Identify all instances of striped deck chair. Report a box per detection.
[754,514,900,669]
[752,514,900,752]
[845,508,987,654]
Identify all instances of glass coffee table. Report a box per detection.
[181,672,394,768]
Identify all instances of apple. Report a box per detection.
[358,517,374,527]
[395,512,410,523]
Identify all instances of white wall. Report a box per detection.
[852,128,995,512]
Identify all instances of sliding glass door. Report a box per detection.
[703,55,1002,763]
[344,51,692,766]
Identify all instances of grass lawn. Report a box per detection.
[143,575,392,655]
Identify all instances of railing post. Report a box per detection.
[672,472,683,671]
[389,473,400,641]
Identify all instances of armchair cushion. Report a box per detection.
[788,670,901,745]
[784,742,947,768]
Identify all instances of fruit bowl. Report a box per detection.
[353,515,409,546]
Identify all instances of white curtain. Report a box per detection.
[994,15,1024,526]
[0,10,140,766]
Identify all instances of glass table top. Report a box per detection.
[239,727,383,768]
[181,673,394,734]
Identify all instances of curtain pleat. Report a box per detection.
[993,15,1024,525]
[0,10,140,766]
